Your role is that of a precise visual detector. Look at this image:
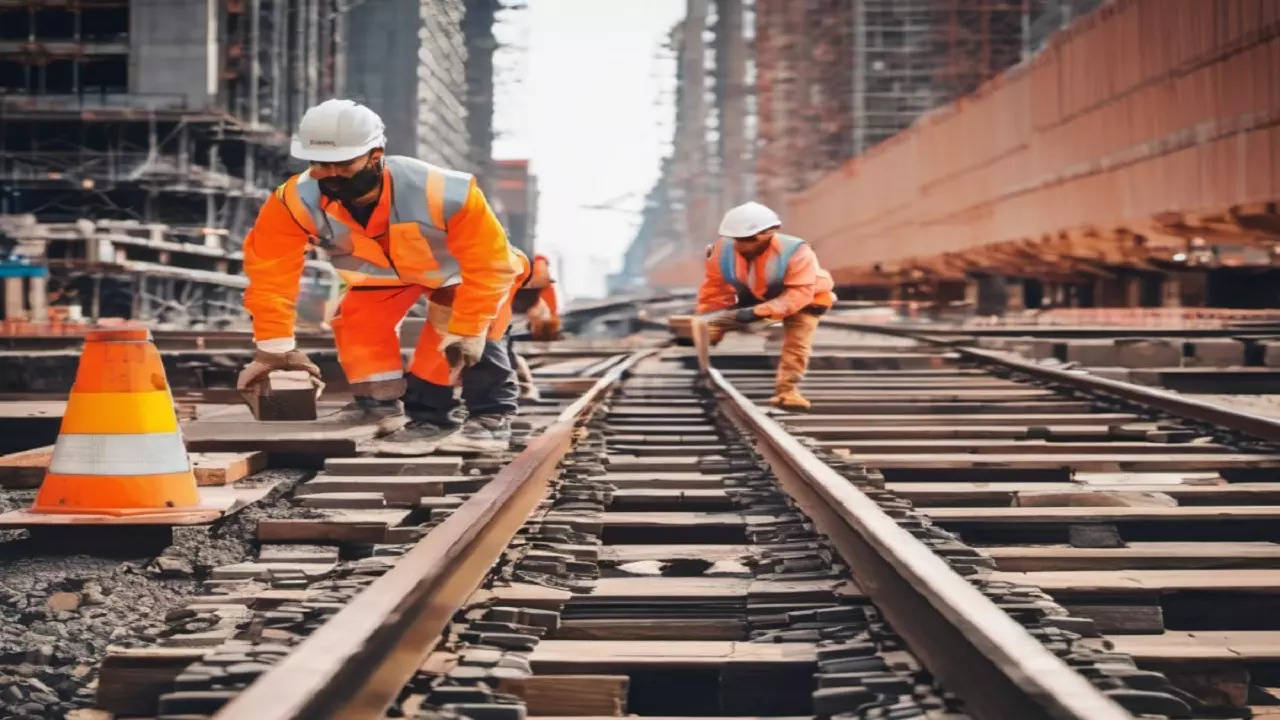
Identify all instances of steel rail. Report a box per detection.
[690,318,1130,720]
[826,318,1280,443]
[214,350,654,720]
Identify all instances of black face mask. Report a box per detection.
[318,160,382,203]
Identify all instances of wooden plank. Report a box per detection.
[96,647,207,715]
[245,370,318,421]
[608,444,725,457]
[748,389,1063,401]
[190,451,267,486]
[472,582,573,611]
[986,542,1280,571]
[835,453,1280,472]
[184,421,365,455]
[777,401,1098,415]
[1103,631,1280,663]
[259,544,340,563]
[497,675,629,716]
[779,413,1143,427]
[605,456,723,472]
[990,569,1280,594]
[0,444,52,488]
[923,506,1280,523]
[296,492,387,509]
[600,472,725,490]
[608,488,733,510]
[555,618,745,641]
[608,405,705,416]
[256,509,412,543]
[799,425,1034,440]
[891,482,1280,506]
[528,640,816,673]
[598,512,745,528]
[820,440,1231,455]
[598,545,754,564]
[322,456,464,476]
[1,447,266,489]
[210,561,337,580]
[296,475,483,503]
[581,577,847,603]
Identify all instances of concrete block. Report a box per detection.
[1185,338,1244,367]
[1061,339,1118,366]
[1114,338,1181,368]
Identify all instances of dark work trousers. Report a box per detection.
[403,338,518,427]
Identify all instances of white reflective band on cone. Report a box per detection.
[48,432,191,476]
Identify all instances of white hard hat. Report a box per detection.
[290,99,386,162]
[718,201,781,238]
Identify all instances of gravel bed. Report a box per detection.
[0,468,313,718]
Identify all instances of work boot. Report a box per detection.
[321,397,408,436]
[438,415,513,453]
[769,390,811,412]
[368,420,460,456]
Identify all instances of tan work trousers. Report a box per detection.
[776,311,820,395]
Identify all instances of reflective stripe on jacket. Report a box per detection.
[243,154,519,341]
[696,233,836,319]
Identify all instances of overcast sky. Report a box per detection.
[493,0,685,299]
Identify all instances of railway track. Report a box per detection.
[18,320,1280,719]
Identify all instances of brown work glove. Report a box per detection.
[706,306,766,330]
[236,349,322,392]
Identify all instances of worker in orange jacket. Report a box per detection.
[235,99,528,454]
[507,253,560,399]
[518,254,560,341]
[698,201,836,411]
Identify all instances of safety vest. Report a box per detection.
[715,233,807,303]
[276,155,473,288]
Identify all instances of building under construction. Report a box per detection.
[0,0,499,330]
[625,0,1104,290]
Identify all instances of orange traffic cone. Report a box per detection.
[31,328,201,516]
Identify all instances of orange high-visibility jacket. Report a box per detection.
[696,233,836,320]
[243,155,521,341]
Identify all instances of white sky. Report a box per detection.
[493,0,685,299]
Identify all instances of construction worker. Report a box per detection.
[518,254,560,342]
[235,99,528,454]
[698,201,836,411]
[508,253,560,399]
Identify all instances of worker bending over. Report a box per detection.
[698,202,835,411]
[515,254,560,341]
[236,99,527,454]
[508,253,560,399]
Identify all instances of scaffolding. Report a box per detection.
[0,0,494,329]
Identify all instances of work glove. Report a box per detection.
[707,306,767,329]
[439,333,486,369]
[236,349,321,392]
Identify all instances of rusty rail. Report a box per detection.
[213,350,653,720]
[690,318,1129,720]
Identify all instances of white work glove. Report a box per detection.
[439,333,486,369]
